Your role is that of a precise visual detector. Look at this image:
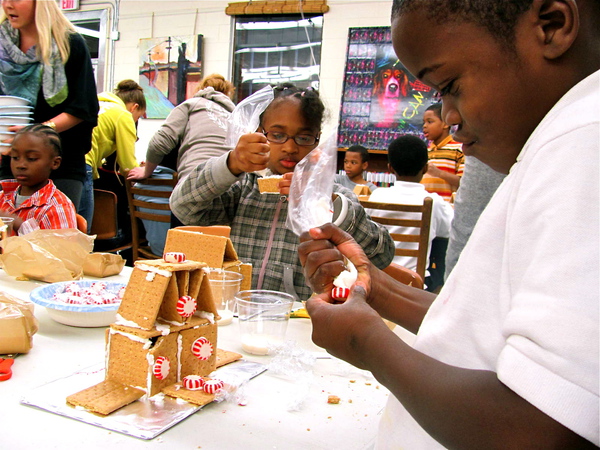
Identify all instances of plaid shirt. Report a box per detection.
[171,153,394,300]
[0,180,77,235]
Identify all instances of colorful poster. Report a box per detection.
[338,27,438,150]
[139,35,203,119]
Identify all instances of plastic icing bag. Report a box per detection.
[286,131,338,236]
[225,85,274,148]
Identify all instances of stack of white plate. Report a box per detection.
[0,95,34,148]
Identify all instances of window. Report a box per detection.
[232,14,323,102]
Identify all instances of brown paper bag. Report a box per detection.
[0,292,39,354]
[82,253,125,278]
[0,229,94,282]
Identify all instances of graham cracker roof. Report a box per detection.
[164,229,239,268]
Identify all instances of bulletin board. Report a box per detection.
[337,27,438,150]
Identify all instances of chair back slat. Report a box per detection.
[360,197,433,281]
[125,173,179,262]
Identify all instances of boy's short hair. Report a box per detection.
[347,144,370,163]
[391,0,533,51]
[425,102,442,119]
[387,134,428,177]
[15,123,62,157]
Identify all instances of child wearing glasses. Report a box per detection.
[170,83,394,300]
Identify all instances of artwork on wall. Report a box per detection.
[139,35,204,119]
[338,27,438,150]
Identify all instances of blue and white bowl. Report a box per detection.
[29,280,126,327]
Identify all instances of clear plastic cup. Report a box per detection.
[207,269,244,326]
[0,217,14,253]
[235,290,294,355]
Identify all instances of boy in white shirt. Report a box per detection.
[368,135,453,290]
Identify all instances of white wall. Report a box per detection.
[78,0,394,161]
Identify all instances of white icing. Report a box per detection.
[333,260,358,289]
[114,313,142,329]
[196,311,215,324]
[109,328,152,349]
[146,353,154,394]
[137,264,172,278]
[146,272,155,282]
[155,323,171,335]
[177,334,183,382]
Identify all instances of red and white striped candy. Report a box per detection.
[191,337,213,360]
[117,286,126,299]
[91,282,107,292]
[182,375,205,391]
[176,295,197,318]
[331,286,350,301]
[152,356,170,380]
[203,378,224,394]
[164,252,186,263]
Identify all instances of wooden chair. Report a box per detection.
[90,189,119,240]
[125,173,178,262]
[90,189,132,254]
[382,262,424,289]
[360,197,433,282]
[75,214,88,234]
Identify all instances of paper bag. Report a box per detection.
[0,292,39,354]
[0,229,94,282]
[82,253,125,278]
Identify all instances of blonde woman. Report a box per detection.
[0,0,99,209]
[128,73,236,182]
[78,79,146,231]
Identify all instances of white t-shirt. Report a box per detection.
[367,181,453,272]
[377,71,600,448]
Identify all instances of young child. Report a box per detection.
[367,135,453,289]
[0,124,77,235]
[299,0,599,448]
[334,145,378,193]
[421,102,464,201]
[170,84,395,300]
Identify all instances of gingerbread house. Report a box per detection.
[67,259,241,415]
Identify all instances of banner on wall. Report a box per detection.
[338,27,438,150]
[139,35,204,119]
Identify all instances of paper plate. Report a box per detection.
[30,281,126,327]
[0,95,31,107]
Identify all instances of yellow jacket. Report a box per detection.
[86,92,139,179]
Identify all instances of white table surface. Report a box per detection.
[0,265,415,449]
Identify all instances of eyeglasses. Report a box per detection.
[263,130,319,146]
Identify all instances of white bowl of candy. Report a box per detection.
[29,281,126,327]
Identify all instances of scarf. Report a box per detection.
[0,21,67,107]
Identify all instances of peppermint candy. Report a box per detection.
[176,296,197,318]
[182,375,205,391]
[191,337,213,360]
[164,252,186,263]
[331,286,350,301]
[90,282,107,292]
[203,378,224,394]
[152,356,170,380]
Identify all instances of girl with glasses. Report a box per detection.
[170,83,394,300]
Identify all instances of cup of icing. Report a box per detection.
[206,269,244,326]
[235,290,294,355]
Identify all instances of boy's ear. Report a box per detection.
[534,0,578,60]
[51,156,62,171]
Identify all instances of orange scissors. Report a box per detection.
[0,357,15,381]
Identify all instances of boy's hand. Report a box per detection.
[227,132,270,176]
[298,223,372,298]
